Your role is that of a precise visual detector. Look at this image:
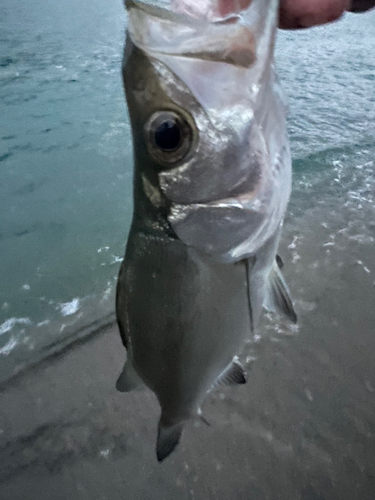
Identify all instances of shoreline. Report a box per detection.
[0,312,116,391]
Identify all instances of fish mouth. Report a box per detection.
[125,0,259,68]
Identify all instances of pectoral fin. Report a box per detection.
[211,356,247,390]
[266,262,297,324]
[156,420,184,462]
[116,357,145,393]
[276,254,284,269]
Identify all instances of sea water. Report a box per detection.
[0,0,374,382]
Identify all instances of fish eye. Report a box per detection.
[154,119,181,151]
[145,111,194,164]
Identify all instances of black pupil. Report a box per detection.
[154,119,181,151]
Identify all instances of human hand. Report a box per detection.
[214,1,375,28]
[279,0,375,29]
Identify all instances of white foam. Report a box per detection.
[0,317,32,336]
[37,319,50,327]
[305,389,313,402]
[59,298,80,316]
[291,252,301,263]
[111,255,123,264]
[101,283,112,302]
[288,235,300,249]
[99,449,110,459]
[0,337,19,356]
[357,260,371,274]
[246,355,256,363]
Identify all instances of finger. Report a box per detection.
[279,0,350,29]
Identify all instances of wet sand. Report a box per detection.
[0,213,374,500]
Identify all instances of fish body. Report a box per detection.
[116,0,296,461]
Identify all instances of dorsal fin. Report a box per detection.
[212,357,247,390]
[266,262,297,324]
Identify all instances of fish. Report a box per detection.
[116,0,297,462]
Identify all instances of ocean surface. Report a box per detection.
[0,0,374,384]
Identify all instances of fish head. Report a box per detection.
[124,0,291,260]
